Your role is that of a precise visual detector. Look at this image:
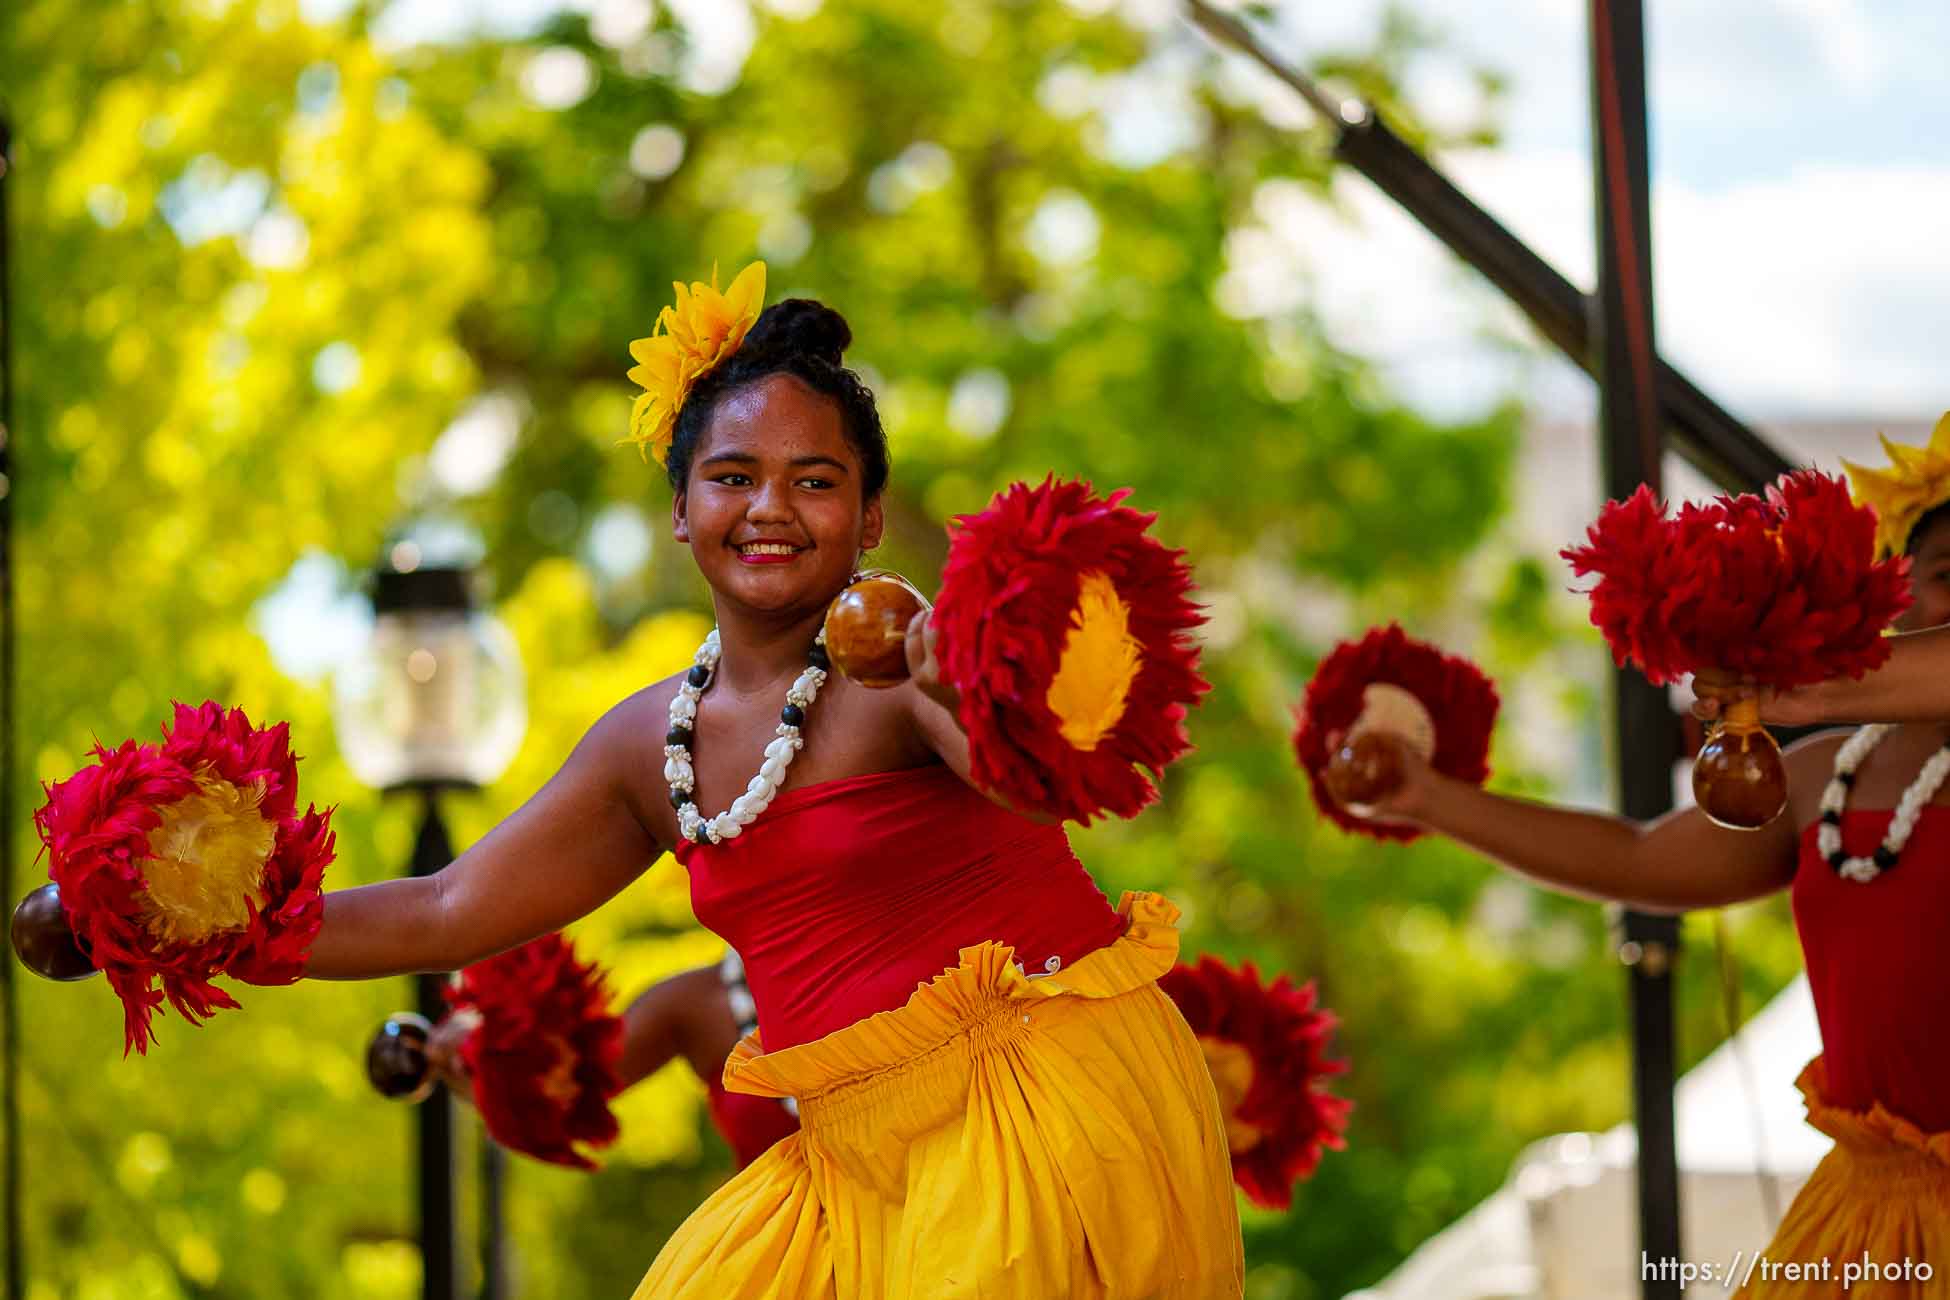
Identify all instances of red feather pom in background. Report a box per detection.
[446,933,623,1170]
[1160,955,1350,1210]
[1293,625,1499,843]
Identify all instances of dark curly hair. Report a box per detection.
[665,298,890,500]
[1906,501,1950,556]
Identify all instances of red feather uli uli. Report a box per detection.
[32,701,335,1054]
[1293,625,1499,844]
[932,478,1207,825]
[446,933,624,1170]
[1160,956,1350,1210]
[1562,471,1910,689]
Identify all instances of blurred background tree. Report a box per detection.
[1,0,1801,1296]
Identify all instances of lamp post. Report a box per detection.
[334,526,525,1300]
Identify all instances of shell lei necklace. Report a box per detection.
[664,626,831,845]
[1817,724,1950,883]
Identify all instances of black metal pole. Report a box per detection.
[410,792,460,1300]
[1588,2,1684,1293]
[1330,109,1787,490]
[0,109,23,1300]
[481,1141,508,1299]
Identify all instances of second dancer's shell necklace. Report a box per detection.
[664,627,830,845]
[1816,724,1950,883]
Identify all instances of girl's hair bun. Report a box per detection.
[741,298,850,367]
[664,295,887,498]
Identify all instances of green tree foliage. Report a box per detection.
[3,1,1800,1296]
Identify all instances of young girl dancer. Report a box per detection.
[305,269,1244,1298]
[1348,426,1950,1297]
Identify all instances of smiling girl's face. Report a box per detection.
[673,372,884,620]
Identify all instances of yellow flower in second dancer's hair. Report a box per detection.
[625,260,767,466]
[1843,411,1950,559]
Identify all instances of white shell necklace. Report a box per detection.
[1816,724,1950,883]
[664,627,830,845]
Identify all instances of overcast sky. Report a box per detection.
[1236,0,1950,428]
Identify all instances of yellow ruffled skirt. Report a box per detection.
[633,892,1244,1300]
[1737,1058,1950,1298]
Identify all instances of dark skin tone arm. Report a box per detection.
[614,966,744,1089]
[307,691,671,979]
[1809,625,1950,722]
[1360,730,1855,912]
[899,607,1057,823]
[1416,504,1950,905]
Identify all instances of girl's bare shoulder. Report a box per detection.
[1783,727,1852,825]
[583,671,688,747]
[575,671,693,844]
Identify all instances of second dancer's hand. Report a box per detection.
[1325,729,1439,827]
[423,1012,477,1098]
[1689,670,1832,730]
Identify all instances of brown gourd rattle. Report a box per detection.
[821,571,929,689]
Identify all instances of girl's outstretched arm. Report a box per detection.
[307,699,664,980]
[1361,731,1843,912]
[613,965,741,1090]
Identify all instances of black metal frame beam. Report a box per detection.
[1184,1,1792,494]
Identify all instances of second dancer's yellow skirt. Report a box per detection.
[1738,1058,1950,1298]
[633,892,1244,1300]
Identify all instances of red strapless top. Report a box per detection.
[1793,807,1950,1133]
[678,764,1128,1053]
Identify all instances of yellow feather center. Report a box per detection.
[1197,1036,1265,1154]
[1045,571,1144,752]
[537,1033,583,1109]
[137,771,276,947]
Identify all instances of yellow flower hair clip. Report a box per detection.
[1842,411,1950,558]
[625,260,767,466]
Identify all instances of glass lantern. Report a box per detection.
[333,540,526,791]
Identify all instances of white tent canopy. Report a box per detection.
[1349,974,1827,1300]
